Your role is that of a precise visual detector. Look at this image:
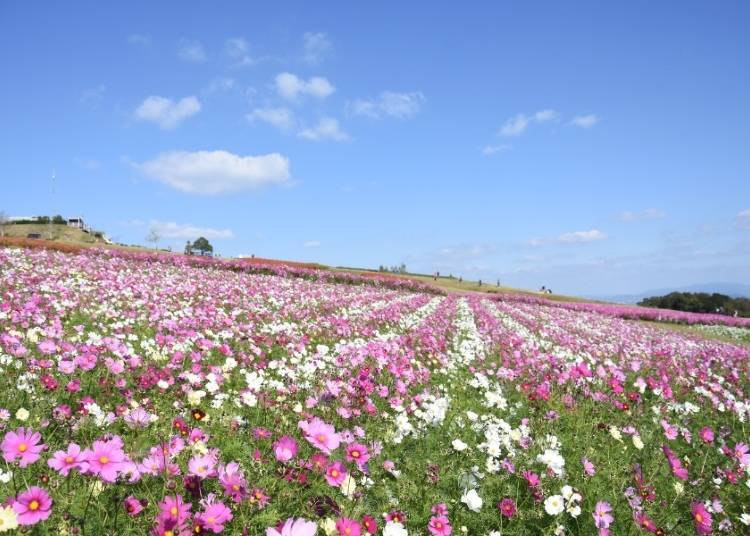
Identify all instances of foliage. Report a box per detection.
[191,236,213,256]
[639,292,750,317]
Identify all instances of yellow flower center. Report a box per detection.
[99,456,109,464]
[331,469,339,477]
[232,484,240,491]
[696,513,703,523]
[170,506,178,516]
[29,500,40,511]
[65,456,74,464]
[18,443,27,453]
[208,517,215,523]
[351,451,360,458]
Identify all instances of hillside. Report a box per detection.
[0,223,108,245]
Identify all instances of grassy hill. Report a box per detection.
[1,223,108,245]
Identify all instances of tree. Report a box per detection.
[52,215,66,224]
[192,236,213,256]
[0,211,7,237]
[146,228,161,249]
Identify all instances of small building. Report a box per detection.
[67,217,85,229]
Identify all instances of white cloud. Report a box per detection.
[138,150,291,195]
[247,107,296,131]
[298,117,349,141]
[302,32,332,65]
[203,77,236,94]
[275,72,335,101]
[225,37,254,66]
[303,240,321,248]
[737,208,750,229]
[134,95,201,129]
[482,144,512,156]
[530,229,607,246]
[499,114,530,137]
[534,109,558,122]
[570,114,600,128]
[498,109,559,137]
[80,85,106,108]
[348,91,425,119]
[619,208,666,222]
[127,34,150,47]
[149,220,233,240]
[558,229,606,243]
[177,39,207,63]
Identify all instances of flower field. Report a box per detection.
[0,247,748,535]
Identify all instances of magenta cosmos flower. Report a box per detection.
[273,436,298,462]
[593,501,614,529]
[345,443,370,468]
[428,515,452,535]
[498,498,517,518]
[325,461,347,487]
[12,486,53,525]
[266,517,317,536]
[2,427,45,467]
[691,502,712,535]
[335,517,362,536]
[298,418,341,454]
[48,442,88,476]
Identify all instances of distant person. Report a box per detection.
[459,276,463,283]
[478,279,482,287]
[547,288,553,294]
[540,285,546,293]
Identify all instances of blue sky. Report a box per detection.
[1,1,749,296]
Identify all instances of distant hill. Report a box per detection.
[592,282,750,304]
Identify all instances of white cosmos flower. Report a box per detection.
[544,495,565,516]
[452,439,469,451]
[383,521,408,536]
[461,489,483,512]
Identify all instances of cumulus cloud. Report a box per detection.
[137,150,291,195]
[530,229,607,246]
[247,107,296,131]
[619,208,666,222]
[298,117,349,141]
[226,37,254,66]
[302,32,332,65]
[134,95,201,129]
[348,91,425,119]
[275,72,335,100]
[570,114,600,128]
[303,240,321,248]
[482,144,512,156]
[177,39,207,63]
[149,220,233,240]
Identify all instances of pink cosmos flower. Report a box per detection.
[582,458,596,476]
[195,500,233,533]
[699,427,714,444]
[188,453,218,479]
[691,502,712,535]
[325,461,347,487]
[733,443,750,468]
[428,515,451,535]
[48,442,88,476]
[157,495,192,526]
[273,436,298,462]
[219,462,248,503]
[336,517,362,536]
[662,445,688,481]
[593,501,613,529]
[345,443,370,468]
[498,498,516,518]
[266,517,317,536]
[2,427,45,467]
[12,486,53,525]
[124,496,145,516]
[299,418,341,454]
[84,437,127,482]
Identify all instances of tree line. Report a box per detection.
[638,292,750,317]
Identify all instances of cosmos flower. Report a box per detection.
[1,427,45,467]
[266,517,317,536]
[12,487,53,526]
